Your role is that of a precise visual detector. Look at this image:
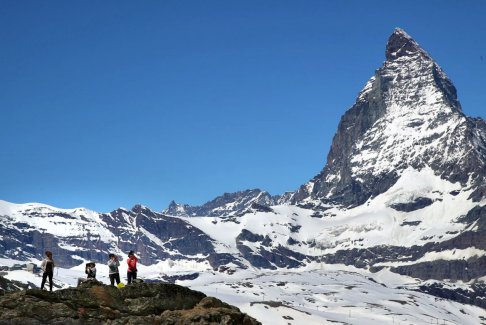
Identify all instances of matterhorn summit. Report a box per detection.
[2,28,486,323]
[292,27,486,208]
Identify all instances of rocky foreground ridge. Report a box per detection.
[0,278,260,325]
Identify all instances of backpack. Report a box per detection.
[45,260,54,273]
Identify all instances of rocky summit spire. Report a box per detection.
[291,28,486,208]
[385,27,430,61]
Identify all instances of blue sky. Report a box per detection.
[1,1,485,212]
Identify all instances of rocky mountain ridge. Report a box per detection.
[0,279,260,325]
[0,200,243,269]
[163,189,284,218]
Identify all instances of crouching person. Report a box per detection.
[86,262,96,279]
[77,262,96,286]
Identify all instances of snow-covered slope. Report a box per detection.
[0,200,229,268]
[1,28,486,322]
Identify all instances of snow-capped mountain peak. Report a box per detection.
[385,27,431,61]
[291,28,486,208]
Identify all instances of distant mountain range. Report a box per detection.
[2,28,486,310]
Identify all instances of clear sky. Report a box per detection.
[1,1,485,212]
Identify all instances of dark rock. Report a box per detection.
[109,206,216,263]
[235,230,307,269]
[322,219,486,282]
[0,281,260,325]
[289,225,301,233]
[390,197,434,212]
[162,273,200,284]
[417,282,486,310]
[249,203,274,213]
[286,237,299,245]
[236,230,265,243]
[0,276,32,292]
[311,212,323,218]
[207,253,247,270]
[161,296,258,325]
[385,28,430,61]
[456,205,486,230]
[261,236,272,247]
[400,221,422,226]
[236,244,276,270]
[258,245,306,269]
[164,189,277,218]
[391,257,486,282]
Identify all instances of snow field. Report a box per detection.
[1,259,486,324]
[185,267,486,325]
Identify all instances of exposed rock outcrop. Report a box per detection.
[0,203,241,269]
[164,189,279,218]
[0,280,260,325]
[0,276,32,292]
[417,282,486,310]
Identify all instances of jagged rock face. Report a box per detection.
[0,276,32,292]
[292,28,486,207]
[100,205,217,264]
[0,281,260,325]
[164,189,279,217]
[235,229,307,270]
[0,203,242,269]
[418,282,486,310]
[0,206,118,267]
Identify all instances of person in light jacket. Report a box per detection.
[108,254,121,286]
[40,251,55,291]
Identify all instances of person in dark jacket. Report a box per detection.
[85,262,96,279]
[40,251,55,291]
[77,262,97,286]
[126,251,138,284]
[108,254,121,286]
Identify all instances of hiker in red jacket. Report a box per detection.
[126,250,138,284]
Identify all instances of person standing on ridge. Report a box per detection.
[126,250,138,284]
[40,251,55,291]
[108,253,121,286]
